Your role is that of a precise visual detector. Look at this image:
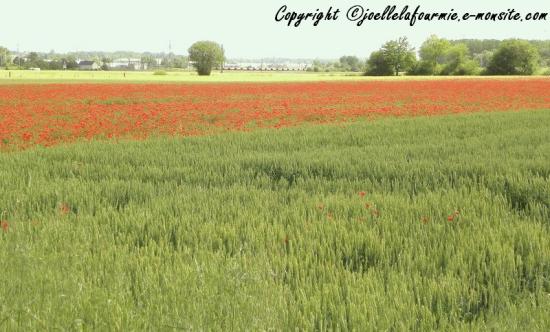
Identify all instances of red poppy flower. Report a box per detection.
[1,221,8,233]
[60,203,70,215]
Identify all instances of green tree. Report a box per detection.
[530,40,550,67]
[27,52,40,66]
[25,52,49,69]
[486,40,539,75]
[339,55,361,72]
[188,41,225,76]
[365,51,393,76]
[407,60,433,76]
[0,46,10,68]
[63,55,79,70]
[381,37,416,76]
[419,35,450,75]
[441,43,469,75]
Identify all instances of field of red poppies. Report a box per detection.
[1,78,550,149]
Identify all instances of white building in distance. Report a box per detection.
[109,58,147,71]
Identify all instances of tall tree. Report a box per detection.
[441,43,469,75]
[339,55,361,72]
[381,37,416,76]
[188,41,224,76]
[0,46,10,68]
[365,51,393,76]
[26,52,47,69]
[63,55,79,70]
[486,40,539,75]
[419,35,450,75]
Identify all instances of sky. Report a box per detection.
[1,0,549,59]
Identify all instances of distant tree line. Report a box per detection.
[365,36,544,76]
[309,56,363,73]
[306,36,548,76]
[0,49,190,71]
[2,37,549,75]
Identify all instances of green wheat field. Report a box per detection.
[1,109,549,330]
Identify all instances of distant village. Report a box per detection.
[222,62,310,71]
[4,52,313,71]
[76,58,152,71]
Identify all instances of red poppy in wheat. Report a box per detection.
[359,191,366,198]
[60,203,70,215]
[448,209,460,222]
[1,221,8,233]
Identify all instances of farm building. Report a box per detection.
[109,58,148,71]
[78,60,100,70]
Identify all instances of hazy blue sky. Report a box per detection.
[1,0,549,58]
